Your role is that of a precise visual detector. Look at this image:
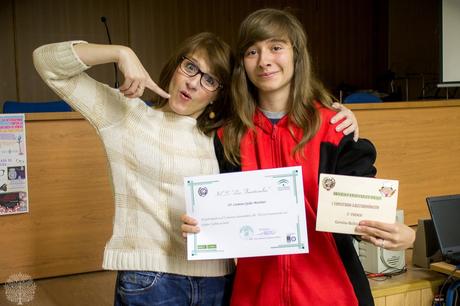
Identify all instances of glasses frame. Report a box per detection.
[179,56,223,92]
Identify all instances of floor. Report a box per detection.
[0,271,116,306]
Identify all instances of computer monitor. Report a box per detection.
[426,194,460,264]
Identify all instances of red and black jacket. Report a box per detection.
[214,106,376,306]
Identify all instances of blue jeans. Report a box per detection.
[114,271,233,306]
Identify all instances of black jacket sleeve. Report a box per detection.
[213,134,241,174]
[320,133,377,177]
[320,133,377,306]
[336,134,377,177]
[332,233,374,306]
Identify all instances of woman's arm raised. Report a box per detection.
[74,43,169,99]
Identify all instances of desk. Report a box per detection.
[370,267,444,306]
[370,250,446,306]
[430,262,460,278]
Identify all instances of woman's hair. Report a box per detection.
[153,32,234,136]
[222,8,335,164]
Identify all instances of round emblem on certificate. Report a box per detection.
[239,225,254,239]
[197,187,208,197]
[321,176,336,191]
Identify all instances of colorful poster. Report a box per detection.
[0,114,28,215]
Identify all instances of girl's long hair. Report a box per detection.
[222,8,334,164]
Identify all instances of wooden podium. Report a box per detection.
[0,113,113,283]
[1,99,460,283]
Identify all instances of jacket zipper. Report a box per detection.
[271,125,282,168]
[271,124,289,305]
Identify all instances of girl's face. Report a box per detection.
[166,50,219,119]
[243,37,294,100]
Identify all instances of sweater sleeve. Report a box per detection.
[33,41,131,130]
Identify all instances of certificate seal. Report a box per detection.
[321,176,336,191]
[197,187,208,197]
[239,225,254,239]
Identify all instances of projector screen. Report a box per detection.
[440,0,460,85]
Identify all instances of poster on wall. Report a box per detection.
[0,114,28,216]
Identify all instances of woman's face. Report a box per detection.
[165,50,219,119]
[243,37,294,100]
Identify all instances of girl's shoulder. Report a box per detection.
[315,103,345,143]
[315,102,336,121]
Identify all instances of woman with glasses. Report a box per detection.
[33,33,234,306]
[33,32,359,306]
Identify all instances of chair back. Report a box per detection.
[343,92,382,104]
[3,100,72,113]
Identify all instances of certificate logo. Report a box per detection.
[197,187,208,197]
[239,225,254,240]
[286,233,297,243]
[321,176,336,191]
[379,182,397,197]
[277,179,290,191]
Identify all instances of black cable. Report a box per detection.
[100,16,119,88]
[433,266,459,306]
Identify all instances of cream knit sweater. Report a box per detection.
[33,41,235,277]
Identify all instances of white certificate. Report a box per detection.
[184,166,308,260]
[316,174,398,235]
